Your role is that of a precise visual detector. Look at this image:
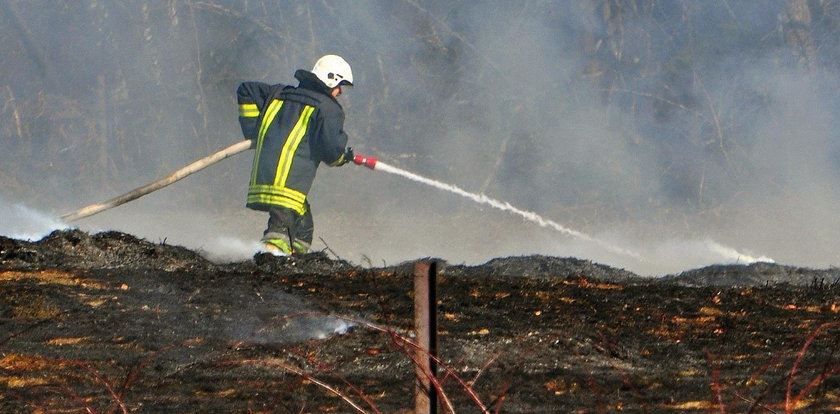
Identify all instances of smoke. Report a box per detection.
[2,1,838,275]
[596,237,775,276]
[722,67,840,266]
[201,236,268,262]
[311,1,836,274]
[0,197,67,241]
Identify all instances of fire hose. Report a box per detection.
[60,144,642,261]
[60,140,378,223]
[61,140,252,222]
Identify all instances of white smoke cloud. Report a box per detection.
[0,197,68,241]
[2,2,837,275]
[200,236,267,262]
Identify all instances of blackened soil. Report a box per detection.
[1,230,839,413]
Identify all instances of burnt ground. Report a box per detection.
[1,230,839,413]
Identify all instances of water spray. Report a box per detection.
[352,154,644,261]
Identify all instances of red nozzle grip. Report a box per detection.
[353,154,377,169]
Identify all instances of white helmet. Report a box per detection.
[311,54,354,89]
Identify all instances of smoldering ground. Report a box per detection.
[1,1,838,274]
[2,229,840,412]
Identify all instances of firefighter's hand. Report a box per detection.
[341,147,354,166]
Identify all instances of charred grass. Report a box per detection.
[1,230,839,413]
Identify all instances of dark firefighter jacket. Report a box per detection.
[237,70,348,215]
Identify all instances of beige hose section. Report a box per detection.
[61,139,251,222]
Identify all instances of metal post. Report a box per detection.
[414,260,438,414]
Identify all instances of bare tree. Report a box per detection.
[785,0,818,70]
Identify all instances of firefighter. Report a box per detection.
[236,55,354,255]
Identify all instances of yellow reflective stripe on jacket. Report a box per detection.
[247,185,307,214]
[239,103,259,117]
[247,193,305,214]
[274,105,316,186]
[248,184,306,204]
[251,99,284,184]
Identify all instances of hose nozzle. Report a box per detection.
[353,154,378,170]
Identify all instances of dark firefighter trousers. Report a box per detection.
[262,201,313,249]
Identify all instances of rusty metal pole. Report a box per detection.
[414,260,438,414]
